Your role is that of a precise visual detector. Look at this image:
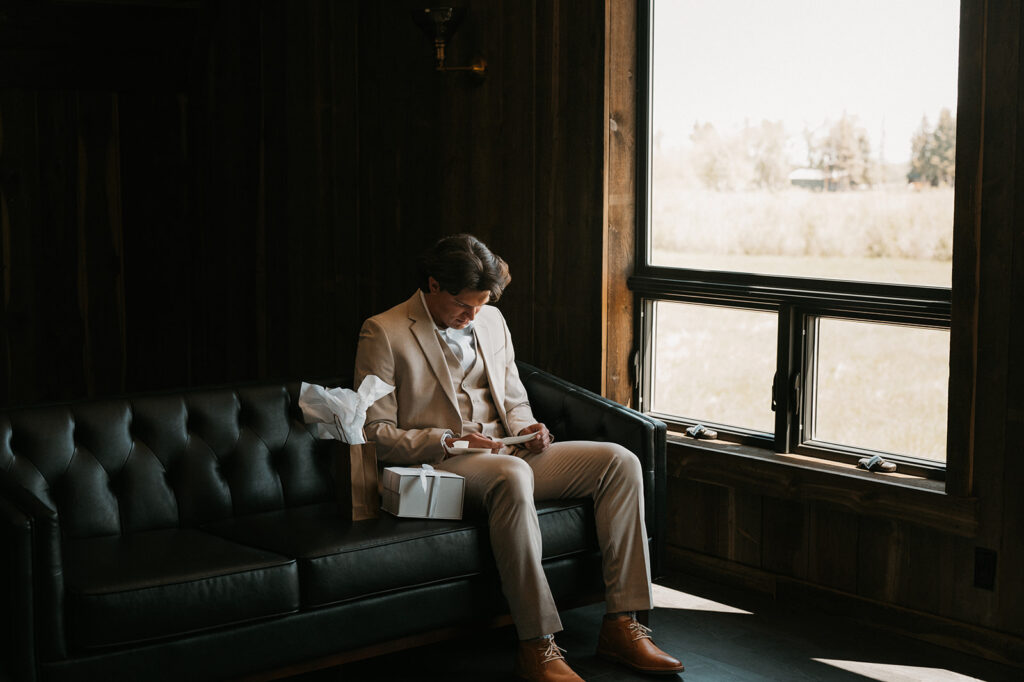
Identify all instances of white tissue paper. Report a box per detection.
[298,376,395,444]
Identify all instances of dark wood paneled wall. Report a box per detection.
[355,0,607,390]
[0,0,607,408]
[0,0,202,404]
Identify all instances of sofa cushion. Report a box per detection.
[63,528,299,650]
[203,500,597,609]
[536,499,597,559]
[202,502,478,608]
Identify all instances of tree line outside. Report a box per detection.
[908,109,956,187]
[670,108,957,193]
[651,108,957,278]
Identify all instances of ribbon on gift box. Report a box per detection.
[418,464,444,518]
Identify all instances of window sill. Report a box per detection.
[666,433,979,537]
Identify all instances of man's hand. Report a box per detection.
[518,423,554,454]
[445,433,503,454]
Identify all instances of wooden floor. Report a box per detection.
[291,575,1021,681]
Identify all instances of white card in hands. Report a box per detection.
[447,447,493,455]
[500,433,540,445]
[449,439,497,455]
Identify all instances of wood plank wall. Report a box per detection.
[0,0,609,408]
[354,0,607,392]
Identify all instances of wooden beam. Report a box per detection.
[602,0,638,406]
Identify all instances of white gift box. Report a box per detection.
[381,465,465,520]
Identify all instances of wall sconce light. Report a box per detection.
[413,7,487,79]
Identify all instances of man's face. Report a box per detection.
[425,278,490,329]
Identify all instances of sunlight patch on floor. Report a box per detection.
[813,658,987,681]
[652,583,754,615]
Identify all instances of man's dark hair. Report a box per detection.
[418,234,511,301]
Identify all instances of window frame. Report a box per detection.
[632,0,962,481]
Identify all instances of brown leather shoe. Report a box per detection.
[514,637,585,682]
[596,614,684,675]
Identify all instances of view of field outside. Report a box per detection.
[812,319,950,458]
[653,302,777,433]
[649,1,959,461]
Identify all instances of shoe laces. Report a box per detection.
[540,638,567,664]
[627,619,653,642]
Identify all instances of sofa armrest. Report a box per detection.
[0,493,40,681]
[0,480,67,669]
[515,362,667,577]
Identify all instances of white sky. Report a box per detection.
[652,0,961,164]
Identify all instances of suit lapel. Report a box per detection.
[474,314,509,428]
[408,293,460,417]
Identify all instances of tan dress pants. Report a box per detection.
[436,441,653,640]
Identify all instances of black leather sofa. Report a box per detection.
[0,362,666,682]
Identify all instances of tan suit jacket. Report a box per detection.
[354,292,537,465]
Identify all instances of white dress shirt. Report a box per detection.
[418,289,478,453]
[418,289,478,371]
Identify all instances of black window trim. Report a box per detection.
[633,0,954,480]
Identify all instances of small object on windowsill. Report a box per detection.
[858,454,897,473]
[686,424,718,440]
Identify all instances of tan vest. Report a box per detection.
[439,333,506,438]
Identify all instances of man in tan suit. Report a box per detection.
[354,235,682,681]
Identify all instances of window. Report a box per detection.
[650,301,776,435]
[634,0,961,477]
[806,317,949,464]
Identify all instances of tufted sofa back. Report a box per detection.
[0,382,335,540]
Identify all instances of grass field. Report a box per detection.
[651,186,954,286]
[649,186,952,462]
